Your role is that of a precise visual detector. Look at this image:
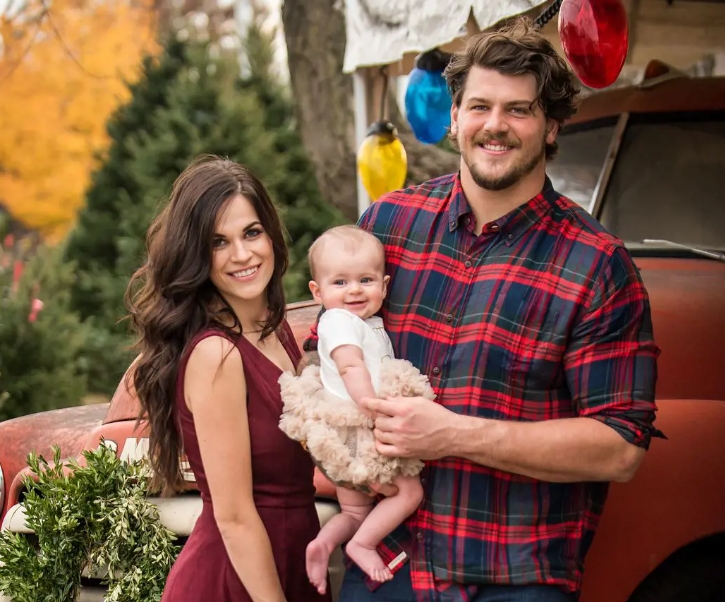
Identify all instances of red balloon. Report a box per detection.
[558,0,629,89]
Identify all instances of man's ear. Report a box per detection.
[309,280,322,303]
[546,119,559,146]
[450,104,459,137]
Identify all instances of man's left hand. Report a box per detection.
[360,396,457,460]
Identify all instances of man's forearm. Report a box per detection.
[446,414,645,483]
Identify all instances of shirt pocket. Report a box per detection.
[501,298,574,421]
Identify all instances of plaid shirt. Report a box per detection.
[350,173,662,600]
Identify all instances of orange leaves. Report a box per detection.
[0,0,158,240]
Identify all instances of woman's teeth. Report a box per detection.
[231,267,258,278]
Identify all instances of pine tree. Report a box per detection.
[0,238,89,421]
[65,22,343,395]
[238,11,347,300]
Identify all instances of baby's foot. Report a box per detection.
[345,540,394,583]
[306,538,334,595]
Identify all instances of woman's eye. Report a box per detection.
[212,237,226,248]
[246,228,263,239]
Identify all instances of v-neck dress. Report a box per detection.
[160,321,330,602]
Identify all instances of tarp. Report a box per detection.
[343,0,550,73]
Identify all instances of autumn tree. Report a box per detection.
[0,0,158,240]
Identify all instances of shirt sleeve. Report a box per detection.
[318,309,366,355]
[564,245,665,449]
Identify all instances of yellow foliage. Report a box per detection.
[0,0,158,240]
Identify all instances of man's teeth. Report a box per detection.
[482,144,512,151]
[232,267,258,278]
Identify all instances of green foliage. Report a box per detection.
[0,240,89,421]
[0,444,179,602]
[65,21,343,395]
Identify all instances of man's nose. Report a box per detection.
[483,107,510,135]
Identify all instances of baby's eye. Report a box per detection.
[361,277,373,284]
[333,279,345,286]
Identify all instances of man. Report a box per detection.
[326,17,663,602]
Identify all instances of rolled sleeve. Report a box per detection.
[564,246,665,449]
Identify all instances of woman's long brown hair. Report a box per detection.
[125,156,289,495]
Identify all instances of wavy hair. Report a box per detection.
[444,17,581,159]
[125,155,289,495]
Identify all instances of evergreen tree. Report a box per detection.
[0,239,89,421]
[238,13,347,300]
[66,23,343,395]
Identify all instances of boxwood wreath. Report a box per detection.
[0,443,180,602]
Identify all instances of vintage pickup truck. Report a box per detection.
[1,64,724,601]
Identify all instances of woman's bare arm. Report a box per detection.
[186,336,287,602]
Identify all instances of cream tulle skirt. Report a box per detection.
[278,358,434,486]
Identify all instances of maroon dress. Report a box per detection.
[161,321,330,602]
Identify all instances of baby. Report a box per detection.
[278,225,435,594]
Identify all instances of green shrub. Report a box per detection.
[0,240,90,421]
[0,444,179,602]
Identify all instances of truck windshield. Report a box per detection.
[549,111,725,251]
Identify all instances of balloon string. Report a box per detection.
[534,0,564,28]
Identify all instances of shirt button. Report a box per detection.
[417,532,424,542]
[432,367,441,375]
[445,313,453,322]
[507,233,514,240]
[464,260,472,268]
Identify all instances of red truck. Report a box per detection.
[1,63,724,601]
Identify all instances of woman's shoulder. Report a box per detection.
[183,328,239,369]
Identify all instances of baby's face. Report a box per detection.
[310,243,388,320]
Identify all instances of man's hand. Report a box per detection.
[361,396,458,460]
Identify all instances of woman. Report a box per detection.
[125,156,330,602]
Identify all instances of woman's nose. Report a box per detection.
[231,240,253,262]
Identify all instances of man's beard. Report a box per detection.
[465,133,546,192]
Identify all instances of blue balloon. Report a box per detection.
[404,67,452,145]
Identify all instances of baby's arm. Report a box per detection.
[330,344,376,414]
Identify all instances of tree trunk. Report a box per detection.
[281,0,458,221]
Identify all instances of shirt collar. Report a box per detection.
[447,173,559,245]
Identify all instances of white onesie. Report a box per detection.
[317,308,395,401]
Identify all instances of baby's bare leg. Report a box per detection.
[345,474,423,583]
[306,486,374,595]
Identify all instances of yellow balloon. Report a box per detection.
[356,121,408,201]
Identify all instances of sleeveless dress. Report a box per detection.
[160,321,330,602]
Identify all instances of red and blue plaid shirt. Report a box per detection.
[345,173,662,600]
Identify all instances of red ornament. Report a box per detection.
[558,0,629,89]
